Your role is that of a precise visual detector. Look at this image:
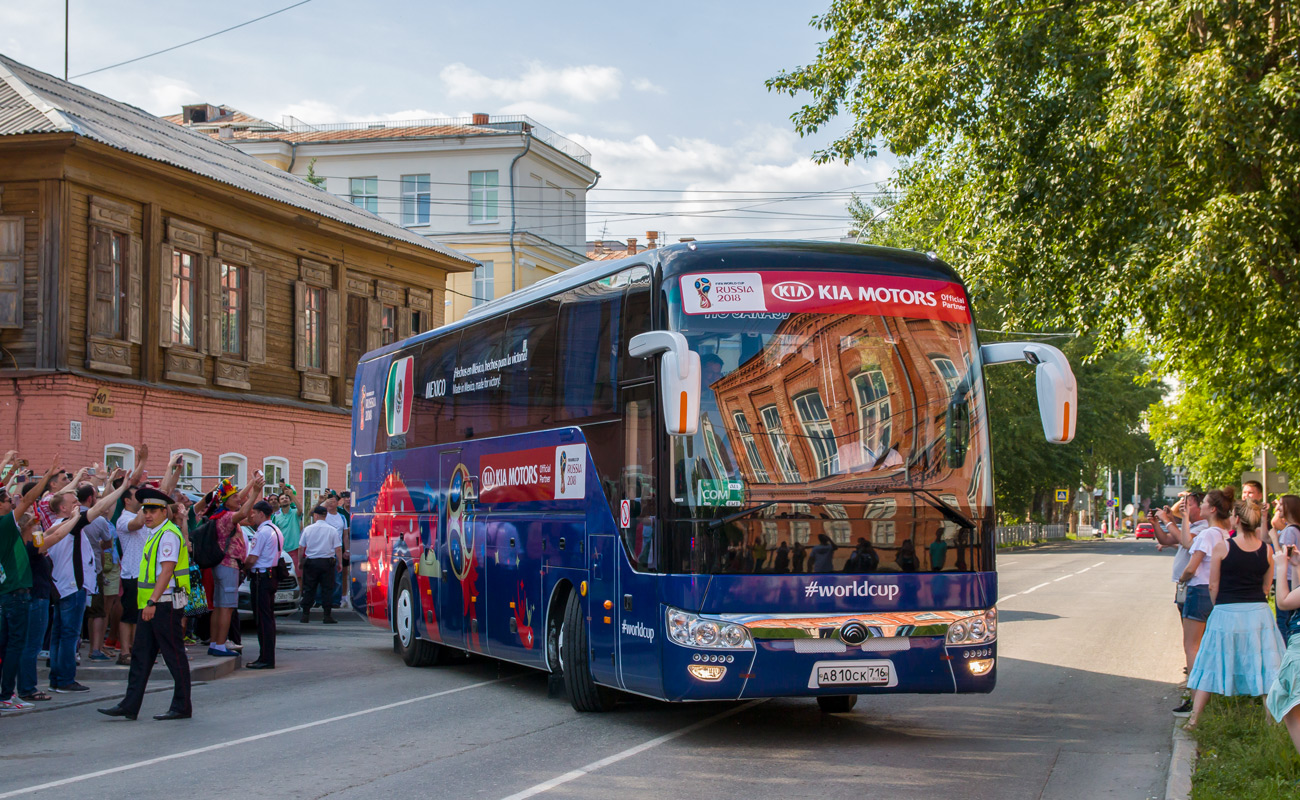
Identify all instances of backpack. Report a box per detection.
[190,518,235,570]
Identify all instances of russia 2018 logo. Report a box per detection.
[558,452,568,495]
[447,463,474,581]
[694,277,711,309]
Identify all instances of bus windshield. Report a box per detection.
[664,269,993,574]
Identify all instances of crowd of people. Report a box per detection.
[1148,479,1300,752]
[0,446,351,717]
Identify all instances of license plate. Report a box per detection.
[809,660,897,688]
[275,591,293,603]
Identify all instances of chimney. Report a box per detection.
[592,239,603,251]
[218,126,234,140]
[645,230,658,249]
[627,237,637,254]
[472,112,490,125]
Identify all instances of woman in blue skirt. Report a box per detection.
[1267,503,1300,753]
[1187,498,1284,728]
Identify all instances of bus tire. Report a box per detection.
[816,694,858,713]
[560,591,617,712]
[396,570,440,668]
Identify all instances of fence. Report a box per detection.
[994,523,1068,547]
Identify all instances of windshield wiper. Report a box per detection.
[708,501,779,530]
[865,486,978,531]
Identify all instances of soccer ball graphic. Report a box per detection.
[447,463,473,581]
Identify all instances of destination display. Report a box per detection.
[680,272,970,323]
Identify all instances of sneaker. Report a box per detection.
[226,643,243,652]
[105,638,120,650]
[207,647,238,658]
[183,635,199,646]
[88,651,111,662]
[0,697,34,711]
[37,650,48,660]
[1173,698,1193,714]
[53,682,90,693]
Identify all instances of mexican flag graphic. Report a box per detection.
[386,356,413,437]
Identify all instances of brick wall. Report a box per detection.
[0,373,351,493]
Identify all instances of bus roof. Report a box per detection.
[359,240,957,365]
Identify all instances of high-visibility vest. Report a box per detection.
[137,521,190,609]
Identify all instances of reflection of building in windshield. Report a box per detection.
[691,311,987,573]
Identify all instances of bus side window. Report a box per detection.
[503,299,560,431]
[620,266,653,383]
[620,382,658,572]
[454,320,505,438]
[557,285,621,420]
[412,334,460,446]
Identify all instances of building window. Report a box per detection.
[473,261,494,306]
[733,412,771,482]
[853,369,892,459]
[410,309,424,336]
[701,414,728,479]
[760,404,801,482]
[170,449,201,492]
[218,453,247,487]
[104,444,135,472]
[793,391,838,478]
[304,285,324,371]
[930,356,961,396]
[171,250,198,347]
[469,170,499,222]
[91,228,127,339]
[349,177,378,213]
[401,174,430,226]
[381,304,397,345]
[345,294,367,369]
[263,457,289,496]
[303,460,328,511]
[220,263,246,357]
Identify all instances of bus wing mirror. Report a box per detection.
[629,332,701,436]
[979,341,1077,444]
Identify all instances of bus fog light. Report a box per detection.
[968,657,995,676]
[687,664,726,681]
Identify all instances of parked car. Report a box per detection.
[1135,522,1155,540]
[235,525,302,616]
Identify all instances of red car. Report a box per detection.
[1135,522,1156,539]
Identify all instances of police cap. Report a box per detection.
[135,486,173,509]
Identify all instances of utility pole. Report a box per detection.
[64,0,69,81]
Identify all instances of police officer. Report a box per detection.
[97,487,192,721]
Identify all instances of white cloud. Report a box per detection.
[440,62,624,103]
[574,126,890,241]
[631,77,666,95]
[271,102,454,125]
[498,101,580,126]
[81,71,202,116]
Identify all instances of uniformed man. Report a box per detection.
[97,487,192,721]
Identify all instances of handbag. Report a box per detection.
[183,564,209,616]
[267,523,291,583]
[1175,581,1188,605]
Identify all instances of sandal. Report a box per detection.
[19,691,52,702]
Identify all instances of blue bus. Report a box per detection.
[349,240,1076,712]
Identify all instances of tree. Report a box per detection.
[769,0,1300,455]
[306,158,326,188]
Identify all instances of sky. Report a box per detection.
[0,0,896,243]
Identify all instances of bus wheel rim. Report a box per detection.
[397,589,413,647]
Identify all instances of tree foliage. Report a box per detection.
[770,0,1300,458]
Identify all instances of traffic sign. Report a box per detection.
[1106,499,1116,508]
[619,499,631,529]
[1054,489,1068,503]
[1242,471,1289,494]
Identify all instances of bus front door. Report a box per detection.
[587,533,619,686]
[438,449,471,654]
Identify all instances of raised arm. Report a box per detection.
[128,443,149,486]
[159,454,185,497]
[37,509,84,553]
[86,468,130,522]
[0,449,17,482]
[231,475,265,525]
[14,455,60,519]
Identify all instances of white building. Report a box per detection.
[167,107,599,323]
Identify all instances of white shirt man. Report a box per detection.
[116,506,146,581]
[297,508,342,623]
[300,518,342,560]
[48,516,96,600]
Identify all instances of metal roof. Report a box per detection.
[0,54,477,268]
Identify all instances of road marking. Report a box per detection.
[498,699,767,800]
[1053,575,1071,582]
[1019,581,1052,595]
[1092,561,1105,567]
[0,677,512,799]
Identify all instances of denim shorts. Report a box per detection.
[212,565,240,609]
[1182,583,1214,622]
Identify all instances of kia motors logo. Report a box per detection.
[771,281,814,301]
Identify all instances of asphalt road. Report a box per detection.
[0,538,1183,800]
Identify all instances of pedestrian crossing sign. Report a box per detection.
[1054,489,1068,503]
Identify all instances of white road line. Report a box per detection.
[997,593,1019,602]
[1053,575,1071,582]
[1075,566,1093,574]
[1019,582,1052,595]
[0,677,512,799]
[498,699,767,800]
[1092,561,1105,567]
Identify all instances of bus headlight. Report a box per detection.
[666,607,754,650]
[946,610,997,646]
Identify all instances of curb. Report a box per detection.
[1166,718,1195,800]
[37,645,242,683]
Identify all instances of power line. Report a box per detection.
[71,0,316,79]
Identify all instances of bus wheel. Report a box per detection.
[560,591,616,712]
[816,695,858,713]
[396,571,440,667]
